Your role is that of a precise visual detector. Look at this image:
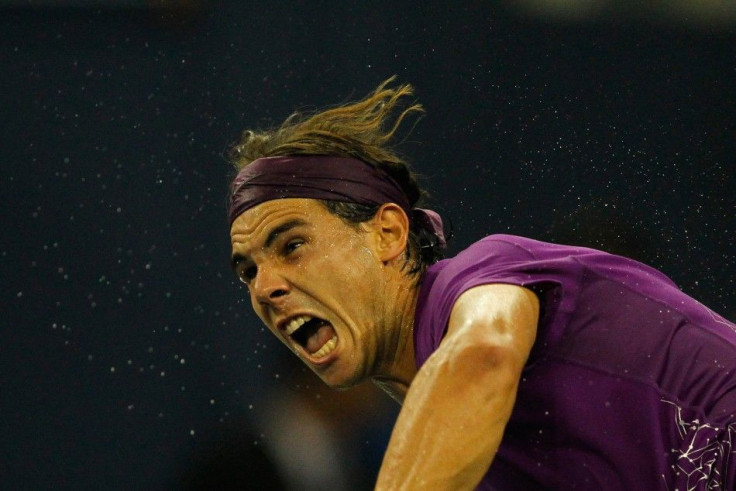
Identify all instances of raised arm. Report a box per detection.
[376,284,539,490]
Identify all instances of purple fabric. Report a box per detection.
[413,234,736,489]
[229,156,409,223]
[228,156,445,248]
[412,207,446,249]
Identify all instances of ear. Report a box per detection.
[371,203,410,263]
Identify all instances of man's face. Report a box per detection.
[230,198,389,389]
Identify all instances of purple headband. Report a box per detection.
[228,155,446,249]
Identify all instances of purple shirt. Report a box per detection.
[413,235,736,490]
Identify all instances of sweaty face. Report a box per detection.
[230,198,387,389]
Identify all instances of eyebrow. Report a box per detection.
[230,219,307,271]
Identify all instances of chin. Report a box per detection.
[314,366,364,391]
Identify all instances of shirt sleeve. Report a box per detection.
[418,235,586,361]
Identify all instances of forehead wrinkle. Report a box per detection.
[230,203,311,260]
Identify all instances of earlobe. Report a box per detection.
[374,203,410,263]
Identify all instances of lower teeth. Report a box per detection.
[312,336,337,358]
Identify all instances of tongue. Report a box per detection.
[305,323,336,355]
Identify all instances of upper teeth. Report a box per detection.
[284,315,313,336]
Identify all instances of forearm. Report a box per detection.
[375,342,523,490]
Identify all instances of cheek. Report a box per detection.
[328,248,379,288]
[347,245,379,272]
[249,294,269,322]
[300,235,378,287]
[334,240,375,264]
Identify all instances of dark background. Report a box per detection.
[2,1,734,489]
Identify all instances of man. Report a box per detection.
[227,79,736,489]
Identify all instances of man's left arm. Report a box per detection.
[376,283,539,490]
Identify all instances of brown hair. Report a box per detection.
[228,77,444,277]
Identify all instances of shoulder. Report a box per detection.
[413,235,595,365]
[427,234,566,302]
[427,235,538,292]
[420,234,537,313]
[453,234,538,264]
[413,235,544,366]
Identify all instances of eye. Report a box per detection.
[237,264,257,284]
[284,238,304,254]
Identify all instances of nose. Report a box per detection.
[252,264,290,306]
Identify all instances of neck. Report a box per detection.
[370,272,421,405]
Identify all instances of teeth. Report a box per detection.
[284,315,312,336]
[312,336,338,359]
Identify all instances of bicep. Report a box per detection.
[445,283,539,370]
[374,284,540,488]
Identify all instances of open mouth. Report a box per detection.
[284,315,338,359]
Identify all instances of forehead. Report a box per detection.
[230,198,339,247]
